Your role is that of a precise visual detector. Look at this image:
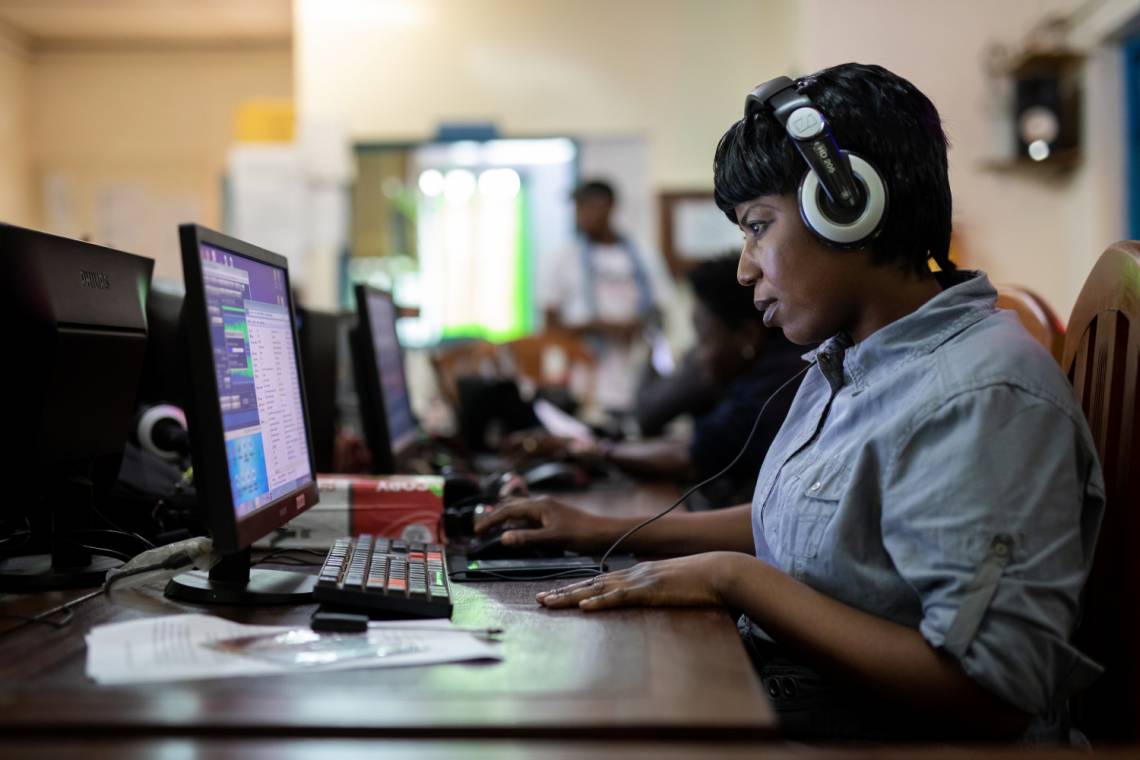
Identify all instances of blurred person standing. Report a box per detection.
[541,180,670,412]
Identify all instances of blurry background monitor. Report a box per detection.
[165,225,319,604]
[1,223,153,590]
[350,283,418,474]
[296,307,341,473]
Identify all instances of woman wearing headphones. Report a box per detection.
[476,63,1103,742]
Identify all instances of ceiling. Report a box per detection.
[0,0,292,46]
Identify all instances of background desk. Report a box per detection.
[0,481,776,741]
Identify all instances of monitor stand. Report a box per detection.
[164,547,316,605]
[0,475,127,592]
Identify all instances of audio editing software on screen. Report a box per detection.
[200,244,312,519]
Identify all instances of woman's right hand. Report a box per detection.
[473,496,617,555]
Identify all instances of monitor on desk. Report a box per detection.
[0,223,153,591]
[165,225,319,605]
[297,307,342,473]
[350,283,419,474]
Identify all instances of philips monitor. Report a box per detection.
[350,284,418,474]
[0,223,153,590]
[166,225,319,604]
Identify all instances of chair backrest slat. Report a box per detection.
[1063,241,1140,741]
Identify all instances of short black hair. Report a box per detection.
[713,63,953,275]
[572,179,616,204]
[688,254,765,330]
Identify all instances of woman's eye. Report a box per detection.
[746,221,769,237]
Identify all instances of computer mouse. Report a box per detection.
[520,461,589,491]
[466,525,562,560]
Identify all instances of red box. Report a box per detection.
[318,475,445,544]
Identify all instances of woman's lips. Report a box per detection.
[756,298,778,327]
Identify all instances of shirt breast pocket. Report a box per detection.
[784,461,850,559]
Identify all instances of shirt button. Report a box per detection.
[809,481,822,492]
[767,679,782,699]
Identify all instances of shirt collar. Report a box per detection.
[804,270,997,393]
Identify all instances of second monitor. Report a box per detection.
[351,283,419,474]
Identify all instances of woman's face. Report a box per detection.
[734,194,865,344]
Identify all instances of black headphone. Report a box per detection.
[745,76,887,248]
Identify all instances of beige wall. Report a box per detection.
[296,0,1128,320]
[0,20,31,226]
[31,44,293,281]
[793,0,1115,321]
[295,0,798,190]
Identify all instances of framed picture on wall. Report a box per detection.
[658,191,744,278]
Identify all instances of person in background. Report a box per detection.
[540,180,669,412]
[595,255,807,509]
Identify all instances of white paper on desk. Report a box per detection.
[533,398,595,444]
[85,614,500,685]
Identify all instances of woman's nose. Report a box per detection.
[737,250,761,286]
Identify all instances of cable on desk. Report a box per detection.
[102,549,195,594]
[0,606,75,630]
[0,588,103,634]
[252,548,326,567]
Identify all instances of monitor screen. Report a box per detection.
[363,289,417,453]
[199,243,313,522]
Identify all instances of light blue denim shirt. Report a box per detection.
[747,270,1104,719]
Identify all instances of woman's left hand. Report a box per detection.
[535,552,748,611]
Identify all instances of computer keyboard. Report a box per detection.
[314,535,453,618]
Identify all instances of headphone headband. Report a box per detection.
[746,77,862,214]
[743,76,887,247]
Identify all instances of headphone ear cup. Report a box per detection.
[798,152,888,247]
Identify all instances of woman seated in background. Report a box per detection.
[591,254,807,509]
[478,63,1104,742]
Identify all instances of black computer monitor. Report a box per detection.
[350,284,418,474]
[1,223,153,590]
[297,307,341,473]
[165,225,319,605]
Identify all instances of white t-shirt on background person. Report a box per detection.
[540,238,672,411]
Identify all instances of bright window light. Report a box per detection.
[418,169,444,197]
[478,168,521,198]
[444,169,476,202]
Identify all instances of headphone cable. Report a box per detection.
[468,361,813,583]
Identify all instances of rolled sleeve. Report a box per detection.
[882,384,1104,715]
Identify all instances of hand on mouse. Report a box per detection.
[472,495,616,554]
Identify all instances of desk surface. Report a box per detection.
[0,481,776,741]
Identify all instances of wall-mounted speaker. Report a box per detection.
[1011,53,1082,164]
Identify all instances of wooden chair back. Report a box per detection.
[428,339,502,408]
[1063,241,1140,740]
[995,284,1065,363]
[501,330,596,403]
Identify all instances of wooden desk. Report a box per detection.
[0,481,776,741]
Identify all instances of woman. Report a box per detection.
[476,63,1103,742]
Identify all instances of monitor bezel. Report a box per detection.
[351,283,418,474]
[179,224,320,555]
